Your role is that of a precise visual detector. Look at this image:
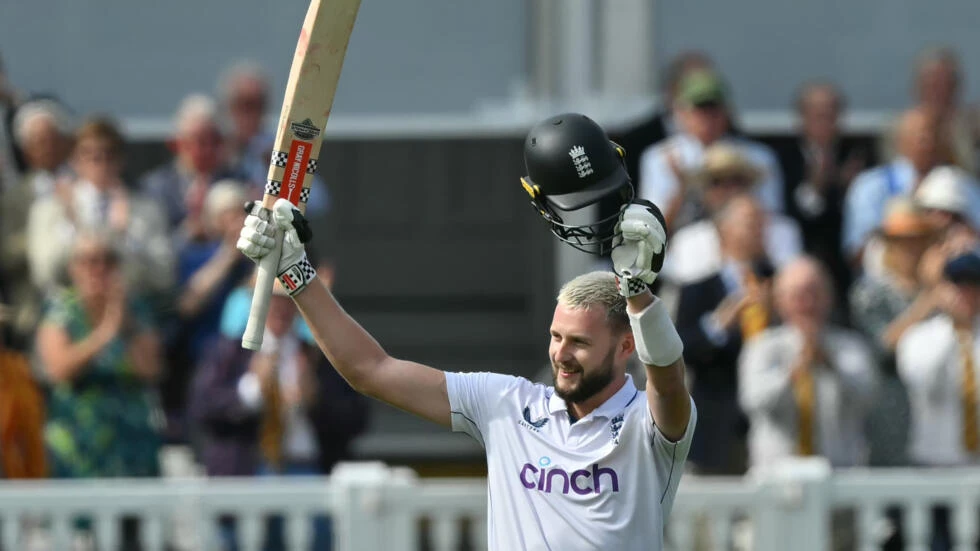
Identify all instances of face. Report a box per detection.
[266,295,296,337]
[69,240,118,300]
[918,60,958,110]
[800,87,840,145]
[775,263,831,326]
[73,136,121,188]
[548,303,631,404]
[718,197,766,261]
[897,111,940,171]
[703,172,752,213]
[177,119,224,175]
[24,117,68,171]
[216,206,247,241]
[228,77,267,142]
[678,103,728,144]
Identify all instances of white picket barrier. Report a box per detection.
[3,459,980,551]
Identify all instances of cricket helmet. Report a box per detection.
[520,113,634,255]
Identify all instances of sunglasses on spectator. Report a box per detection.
[693,100,724,111]
[77,147,117,163]
[708,175,750,188]
[73,252,119,267]
[231,95,266,112]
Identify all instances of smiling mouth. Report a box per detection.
[558,369,581,378]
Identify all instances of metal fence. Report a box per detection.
[3,459,979,551]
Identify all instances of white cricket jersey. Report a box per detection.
[445,372,697,551]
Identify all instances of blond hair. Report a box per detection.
[557,271,629,332]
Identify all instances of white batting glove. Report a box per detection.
[237,198,315,296]
[610,200,668,297]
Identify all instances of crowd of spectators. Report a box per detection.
[611,46,980,482]
[0,54,363,550]
[3,41,980,550]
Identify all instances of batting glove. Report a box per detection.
[610,200,668,297]
[237,198,315,296]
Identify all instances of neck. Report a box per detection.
[567,374,627,421]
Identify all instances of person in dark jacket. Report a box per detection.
[190,279,369,551]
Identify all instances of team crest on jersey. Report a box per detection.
[610,413,624,444]
[520,406,549,432]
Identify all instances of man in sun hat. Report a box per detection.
[659,143,803,285]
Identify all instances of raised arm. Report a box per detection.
[612,201,692,441]
[237,200,452,427]
[292,278,451,426]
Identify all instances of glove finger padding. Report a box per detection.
[611,200,668,296]
[272,198,313,244]
[237,212,277,259]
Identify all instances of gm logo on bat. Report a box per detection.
[291,118,321,140]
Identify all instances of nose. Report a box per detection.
[552,339,573,363]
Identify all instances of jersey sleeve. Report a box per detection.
[445,371,520,447]
[647,395,697,518]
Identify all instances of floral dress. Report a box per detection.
[42,290,162,478]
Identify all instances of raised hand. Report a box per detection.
[610,200,668,297]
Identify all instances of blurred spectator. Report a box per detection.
[841,107,959,267]
[899,248,980,467]
[615,50,716,183]
[0,52,24,189]
[740,256,878,468]
[638,69,784,232]
[0,297,47,479]
[25,117,174,299]
[674,194,775,474]
[35,230,163,478]
[776,81,873,316]
[660,143,802,285]
[909,47,976,173]
[140,93,245,240]
[219,61,272,188]
[161,180,253,442]
[850,198,940,358]
[190,279,368,551]
[1,99,74,349]
[898,248,980,550]
[217,61,330,216]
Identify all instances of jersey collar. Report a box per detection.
[547,374,640,420]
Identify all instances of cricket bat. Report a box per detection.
[242,0,361,350]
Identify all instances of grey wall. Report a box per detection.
[0,0,527,118]
[655,0,980,111]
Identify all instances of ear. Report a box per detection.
[619,331,636,359]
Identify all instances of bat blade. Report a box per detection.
[242,0,361,351]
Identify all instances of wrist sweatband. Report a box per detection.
[629,297,684,367]
[277,254,316,297]
[618,275,650,298]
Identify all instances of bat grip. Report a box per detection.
[242,230,284,350]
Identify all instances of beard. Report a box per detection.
[552,347,617,404]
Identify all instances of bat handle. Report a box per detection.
[242,230,284,350]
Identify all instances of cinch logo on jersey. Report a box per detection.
[519,456,620,495]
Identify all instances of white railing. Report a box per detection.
[2,459,980,551]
